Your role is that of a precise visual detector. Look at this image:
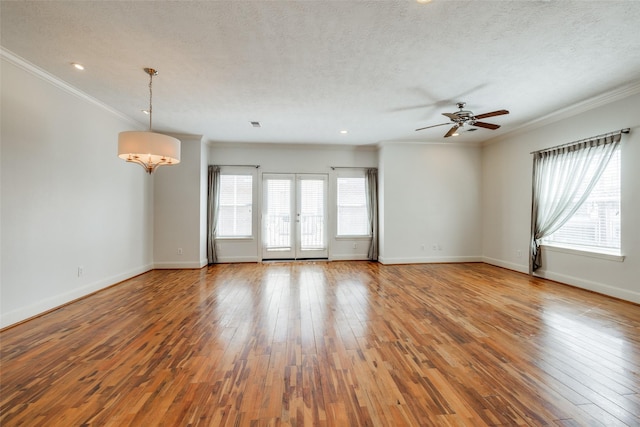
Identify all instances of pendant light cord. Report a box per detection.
[148,72,153,131]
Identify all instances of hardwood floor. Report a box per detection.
[1,262,639,426]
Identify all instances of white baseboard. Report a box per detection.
[1,264,153,329]
[215,256,259,263]
[482,257,529,274]
[535,269,640,304]
[6,257,635,329]
[330,254,371,261]
[483,256,640,304]
[378,255,482,265]
[154,260,208,269]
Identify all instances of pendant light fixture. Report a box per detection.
[118,68,180,174]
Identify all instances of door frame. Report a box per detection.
[261,173,329,260]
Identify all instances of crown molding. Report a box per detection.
[207,140,379,152]
[483,80,640,146]
[377,139,479,148]
[1,47,139,127]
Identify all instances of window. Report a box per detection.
[217,174,253,238]
[543,146,620,253]
[337,176,369,236]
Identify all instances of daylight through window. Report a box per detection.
[337,176,369,236]
[217,174,253,238]
[544,146,621,252]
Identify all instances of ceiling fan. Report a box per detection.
[415,102,509,138]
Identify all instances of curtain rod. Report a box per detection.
[531,128,629,155]
[330,166,376,170]
[212,164,260,168]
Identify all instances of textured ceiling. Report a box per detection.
[2,1,640,146]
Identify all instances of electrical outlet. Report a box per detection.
[352,243,358,249]
[77,266,84,277]
[421,244,425,251]
[177,248,183,255]
[516,249,522,258]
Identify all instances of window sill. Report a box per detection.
[215,237,254,241]
[541,244,624,262]
[335,235,371,240]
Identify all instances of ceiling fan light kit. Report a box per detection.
[415,102,509,138]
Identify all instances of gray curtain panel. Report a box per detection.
[529,133,621,274]
[207,165,221,264]
[365,168,379,261]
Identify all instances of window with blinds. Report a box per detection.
[543,147,621,252]
[217,174,253,238]
[337,176,369,237]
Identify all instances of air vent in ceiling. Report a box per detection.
[250,121,261,128]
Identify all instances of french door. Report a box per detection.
[262,173,328,260]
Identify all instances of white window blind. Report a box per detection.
[337,176,369,236]
[217,174,253,237]
[300,179,326,249]
[264,178,292,249]
[544,147,620,252]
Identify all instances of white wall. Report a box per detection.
[378,143,483,264]
[482,91,640,303]
[199,139,210,266]
[1,55,154,328]
[154,135,208,269]
[3,54,637,331]
[208,143,378,262]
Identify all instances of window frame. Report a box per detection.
[335,171,371,238]
[215,169,256,240]
[540,243,624,262]
[541,144,623,260]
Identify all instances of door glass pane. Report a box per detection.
[264,179,291,250]
[300,179,325,250]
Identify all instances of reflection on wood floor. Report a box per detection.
[1,262,639,426]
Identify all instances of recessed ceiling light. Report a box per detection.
[452,133,459,137]
[142,110,150,115]
[339,130,348,134]
[416,0,432,3]
[71,62,84,71]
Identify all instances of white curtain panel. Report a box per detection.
[530,133,621,274]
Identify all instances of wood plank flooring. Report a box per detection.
[1,262,639,426]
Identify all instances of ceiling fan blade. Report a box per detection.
[442,112,459,120]
[474,109,509,120]
[472,121,500,130]
[415,122,450,131]
[444,125,460,138]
